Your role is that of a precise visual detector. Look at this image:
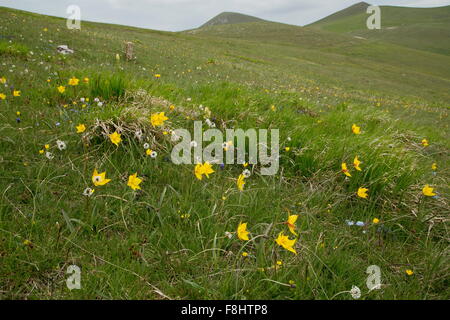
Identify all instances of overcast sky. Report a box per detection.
[0,0,449,31]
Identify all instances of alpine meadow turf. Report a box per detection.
[0,5,449,300]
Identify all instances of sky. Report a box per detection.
[0,0,449,31]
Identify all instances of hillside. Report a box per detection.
[308,3,450,55]
[200,11,266,28]
[0,5,448,300]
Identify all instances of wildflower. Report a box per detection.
[150,112,168,127]
[422,185,436,197]
[431,163,437,171]
[288,280,296,288]
[0,77,6,84]
[68,77,79,86]
[277,260,283,266]
[154,74,161,78]
[143,143,150,150]
[242,252,248,257]
[57,86,65,93]
[357,187,369,199]
[353,156,362,171]
[242,169,251,178]
[127,173,143,190]
[23,239,32,247]
[405,269,414,276]
[243,162,249,168]
[135,130,143,140]
[83,77,89,83]
[237,222,250,241]
[275,232,297,254]
[421,139,429,147]
[372,218,380,224]
[76,124,86,133]
[237,174,245,191]
[341,163,352,177]
[39,149,44,154]
[223,141,233,151]
[286,214,298,236]
[56,140,67,151]
[0,93,5,100]
[109,131,121,146]
[169,104,175,110]
[190,141,198,148]
[13,90,21,97]
[91,169,111,187]
[350,285,361,299]
[194,162,214,180]
[352,124,361,135]
[82,188,95,197]
[45,152,54,160]
[285,147,290,152]
[225,231,233,239]
[271,105,276,111]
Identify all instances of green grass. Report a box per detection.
[0,6,449,300]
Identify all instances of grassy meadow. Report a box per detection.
[0,5,449,300]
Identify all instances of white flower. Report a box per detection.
[94,97,100,103]
[190,141,198,148]
[135,130,143,140]
[150,151,157,158]
[45,152,54,160]
[80,98,85,103]
[225,231,233,239]
[82,187,95,197]
[143,143,150,150]
[242,169,251,178]
[56,140,66,151]
[97,102,103,107]
[350,285,361,299]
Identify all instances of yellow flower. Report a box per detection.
[83,77,89,83]
[150,112,169,127]
[39,149,44,154]
[243,162,249,167]
[276,260,283,266]
[373,218,380,224]
[44,144,50,150]
[405,269,414,276]
[127,173,143,190]
[68,77,79,86]
[91,169,111,187]
[57,86,66,93]
[357,187,369,199]
[0,77,6,84]
[23,239,32,246]
[109,131,122,146]
[237,174,245,192]
[242,252,248,257]
[431,163,437,171]
[341,163,352,177]
[169,104,175,110]
[271,105,276,111]
[13,90,21,97]
[154,74,161,78]
[275,232,297,255]
[285,147,290,152]
[421,139,429,147]
[194,162,214,180]
[286,214,298,236]
[237,222,249,241]
[352,124,361,135]
[16,111,20,116]
[422,185,436,197]
[76,124,86,133]
[353,156,362,171]
[0,93,5,100]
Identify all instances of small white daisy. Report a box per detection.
[82,187,95,197]
[242,169,251,178]
[350,285,361,299]
[56,140,66,151]
[143,143,150,150]
[45,152,54,160]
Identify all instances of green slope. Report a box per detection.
[308,3,450,56]
[200,11,266,28]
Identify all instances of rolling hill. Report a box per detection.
[308,2,450,55]
[200,11,266,28]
